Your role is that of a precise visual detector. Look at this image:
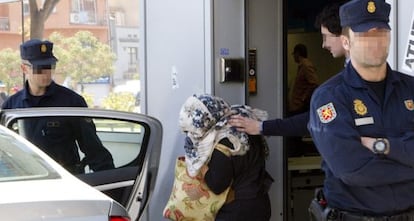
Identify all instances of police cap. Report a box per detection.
[20,39,58,67]
[340,0,391,32]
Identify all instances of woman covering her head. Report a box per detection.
[179,94,273,221]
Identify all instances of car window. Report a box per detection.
[0,130,59,181]
[9,117,145,174]
[87,118,144,169]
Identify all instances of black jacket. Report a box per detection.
[2,81,114,173]
[205,136,272,221]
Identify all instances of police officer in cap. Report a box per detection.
[2,39,115,174]
[308,0,414,220]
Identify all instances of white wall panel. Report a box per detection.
[142,0,212,220]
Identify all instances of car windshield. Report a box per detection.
[0,130,59,182]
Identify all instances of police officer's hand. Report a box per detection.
[361,137,390,155]
[361,137,376,152]
[228,115,261,135]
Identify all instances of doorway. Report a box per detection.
[283,0,345,220]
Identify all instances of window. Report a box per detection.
[23,0,29,16]
[0,130,59,181]
[71,0,97,24]
[11,116,144,173]
[127,47,138,72]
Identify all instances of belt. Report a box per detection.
[337,209,414,221]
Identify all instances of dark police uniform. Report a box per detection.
[308,0,414,219]
[263,112,310,157]
[2,81,115,173]
[309,63,414,216]
[262,111,309,137]
[1,39,114,174]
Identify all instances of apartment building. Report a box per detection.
[0,0,139,107]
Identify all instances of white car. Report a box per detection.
[0,107,163,221]
[0,123,130,221]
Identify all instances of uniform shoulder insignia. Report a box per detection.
[317,102,337,123]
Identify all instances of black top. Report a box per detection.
[204,136,272,220]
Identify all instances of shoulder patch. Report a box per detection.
[317,102,337,123]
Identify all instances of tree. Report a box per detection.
[0,48,23,92]
[49,31,116,90]
[28,0,60,39]
[102,92,136,112]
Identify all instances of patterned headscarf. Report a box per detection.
[179,94,268,177]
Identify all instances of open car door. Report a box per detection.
[0,107,162,221]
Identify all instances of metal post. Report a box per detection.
[21,0,24,43]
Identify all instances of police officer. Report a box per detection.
[308,0,414,220]
[2,39,115,174]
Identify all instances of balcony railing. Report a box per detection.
[69,12,107,26]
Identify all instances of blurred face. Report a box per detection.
[346,28,390,68]
[22,62,55,90]
[320,26,345,58]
